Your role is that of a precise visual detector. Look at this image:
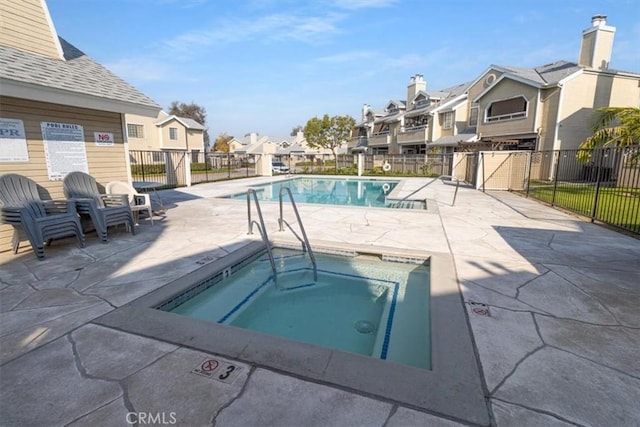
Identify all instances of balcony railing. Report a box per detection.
[398,127,428,144]
[368,134,390,146]
[485,112,526,123]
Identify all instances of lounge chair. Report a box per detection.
[106,181,153,225]
[63,171,135,242]
[0,173,84,259]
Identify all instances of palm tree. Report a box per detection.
[577,107,640,163]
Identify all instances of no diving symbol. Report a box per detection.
[469,300,491,317]
[201,359,218,372]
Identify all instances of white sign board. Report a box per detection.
[94,131,114,146]
[41,121,89,181]
[0,118,29,162]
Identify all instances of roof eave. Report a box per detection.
[1,78,161,117]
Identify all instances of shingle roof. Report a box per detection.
[179,117,206,130]
[494,61,582,85]
[0,37,160,111]
[156,115,206,130]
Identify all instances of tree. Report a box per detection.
[578,107,640,162]
[168,101,210,147]
[213,133,233,153]
[304,114,356,171]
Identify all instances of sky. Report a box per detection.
[46,0,640,139]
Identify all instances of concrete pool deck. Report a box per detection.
[1,176,639,426]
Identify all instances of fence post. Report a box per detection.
[185,151,192,187]
[140,152,146,182]
[551,151,561,206]
[204,149,209,182]
[590,148,604,222]
[525,151,533,197]
[481,152,486,192]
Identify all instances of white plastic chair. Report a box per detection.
[106,181,153,225]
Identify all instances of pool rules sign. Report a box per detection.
[41,121,89,181]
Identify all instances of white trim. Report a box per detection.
[122,113,133,183]
[533,88,541,133]
[558,68,583,85]
[1,78,160,117]
[483,94,529,123]
[553,84,564,151]
[40,0,64,60]
[155,115,205,130]
[473,74,542,102]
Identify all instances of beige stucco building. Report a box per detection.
[125,111,206,155]
[352,15,640,154]
[0,0,161,252]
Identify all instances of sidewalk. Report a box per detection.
[1,176,639,426]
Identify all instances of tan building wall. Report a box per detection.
[125,113,161,151]
[476,79,539,137]
[0,0,62,60]
[557,71,640,150]
[0,97,129,252]
[187,129,205,152]
[466,70,507,112]
[537,87,562,151]
[160,119,185,150]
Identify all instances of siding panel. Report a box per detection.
[0,97,129,253]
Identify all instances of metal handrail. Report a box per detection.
[246,189,278,286]
[278,187,318,281]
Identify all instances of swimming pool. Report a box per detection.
[163,248,431,370]
[225,177,405,208]
[96,241,488,424]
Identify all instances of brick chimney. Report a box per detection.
[578,15,616,70]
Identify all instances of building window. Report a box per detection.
[169,127,178,140]
[442,111,453,129]
[127,124,144,138]
[486,96,527,122]
[469,106,479,126]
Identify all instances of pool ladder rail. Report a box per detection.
[246,188,318,288]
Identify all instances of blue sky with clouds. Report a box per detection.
[46,0,639,139]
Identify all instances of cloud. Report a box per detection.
[327,0,399,10]
[163,12,345,51]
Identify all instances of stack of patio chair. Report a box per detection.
[63,171,135,242]
[106,181,153,225]
[0,173,84,259]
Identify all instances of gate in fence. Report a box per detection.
[129,150,258,188]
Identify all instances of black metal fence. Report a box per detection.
[129,150,258,188]
[288,153,454,176]
[520,145,640,234]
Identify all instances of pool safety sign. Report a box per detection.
[0,118,28,162]
[94,131,114,146]
[191,358,242,384]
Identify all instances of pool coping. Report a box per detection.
[94,240,490,425]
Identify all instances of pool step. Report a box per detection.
[385,199,426,210]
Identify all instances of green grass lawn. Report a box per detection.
[527,182,640,231]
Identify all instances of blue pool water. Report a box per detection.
[226,177,399,208]
[164,248,431,369]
